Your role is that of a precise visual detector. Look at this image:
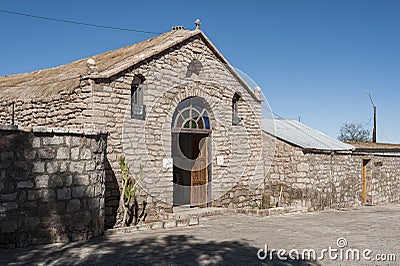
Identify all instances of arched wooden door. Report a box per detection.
[171,97,212,208]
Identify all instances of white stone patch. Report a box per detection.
[163,158,173,169]
[216,156,224,166]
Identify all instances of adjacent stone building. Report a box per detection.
[263,119,400,210]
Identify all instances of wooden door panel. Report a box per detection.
[191,136,208,207]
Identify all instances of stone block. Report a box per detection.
[72,186,85,198]
[70,162,84,173]
[71,137,83,147]
[125,226,138,233]
[17,181,33,189]
[50,176,63,187]
[137,223,151,231]
[86,161,96,171]
[32,138,41,148]
[33,161,45,173]
[80,148,92,160]
[46,161,59,174]
[43,136,64,146]
[57,188,71,200]
[87,198,99,209]
[35,175,49,188]
[56,147,70,160]
[24,149,36,160]
[59,162,68,172]
[38,189,56,202]
[176,218,189,227]
[71,147,80,160]
[188,217,199,226]
[67,199,81,213]
[73,175,90,186]
[37,148,56,159]
[150,221,164,230]
[163,220,177,228]
[60,175,72,186]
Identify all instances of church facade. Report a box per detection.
[0,26,266,228]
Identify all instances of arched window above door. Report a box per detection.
[172,97,211,133]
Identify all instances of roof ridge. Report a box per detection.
[0,29,197,99]
[0,28,261,103]
[0,29,193,81]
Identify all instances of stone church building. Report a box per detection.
[0,25,266,229]
[1,23,399,244]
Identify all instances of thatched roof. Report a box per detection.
[0,29,198,100]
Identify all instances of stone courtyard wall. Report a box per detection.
[263,132,400,210]
[0,125,106,248]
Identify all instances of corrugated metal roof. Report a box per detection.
[262,118,354,151]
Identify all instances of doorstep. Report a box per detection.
[105,216,199,236]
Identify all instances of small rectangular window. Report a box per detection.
[131,82,146,120]
[232,93,241,125]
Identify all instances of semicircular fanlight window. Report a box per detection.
[172,98,211,131]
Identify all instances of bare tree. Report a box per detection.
[338,122,371,142]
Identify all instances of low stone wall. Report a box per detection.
[0,125,107,248]
[263,133,400,210]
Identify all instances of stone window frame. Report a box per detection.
[232,92,241,125]
[131,75,146,120]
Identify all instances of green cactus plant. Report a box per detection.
[119,156,146,227]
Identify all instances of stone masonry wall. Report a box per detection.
[0,82,93,130]
[263,132,400,210]
[0,125,106,248]
[90,35,263,226]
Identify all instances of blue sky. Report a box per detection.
[1,0,399,143]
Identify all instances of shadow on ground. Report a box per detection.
[0,234,320,265]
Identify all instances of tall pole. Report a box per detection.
[373,105,377,143]
[365,92,377,143]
